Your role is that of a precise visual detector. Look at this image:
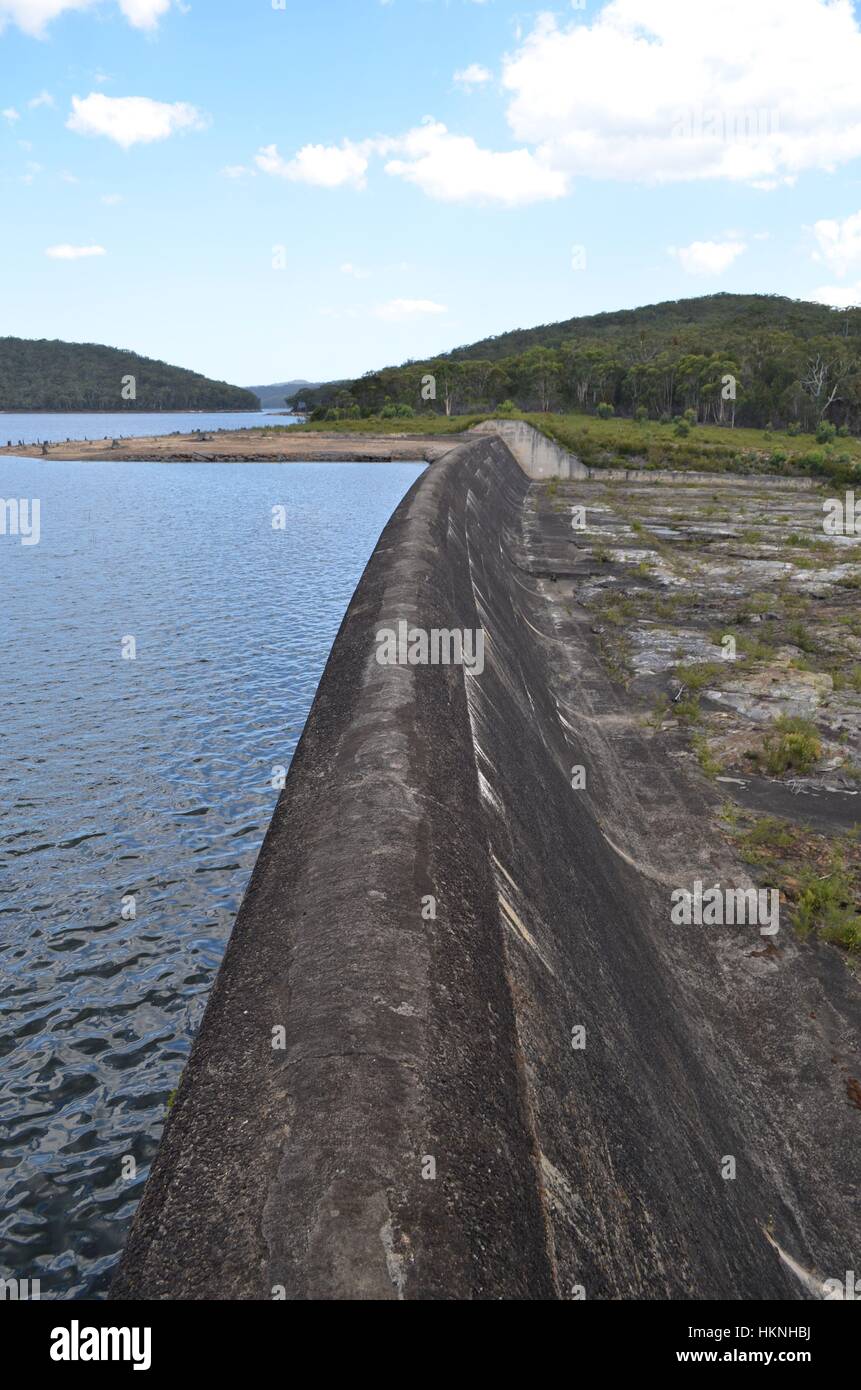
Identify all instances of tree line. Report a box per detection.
[291,293,861,433]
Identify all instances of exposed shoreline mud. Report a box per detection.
[0,429,461,464]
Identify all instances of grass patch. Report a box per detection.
[673,660,724,692]
[711,629,777,663]
[728,811,860,952]
[795,857,860,950]
[672,694,702,724]
[756,715,823,776]
[692,733,723,779]
[287,413,488,437]
[287,409,861,485]
[788,620,819,654]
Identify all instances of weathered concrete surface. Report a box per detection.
[549,467,861,840]
[113,435,859,1301]
[471,418,589,479]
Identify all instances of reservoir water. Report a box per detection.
[0,453,425,1299]
[1,409,298,449]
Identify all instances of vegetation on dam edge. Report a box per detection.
[285,410,861,487]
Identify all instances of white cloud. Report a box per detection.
[117,0,169,29]
[220,164,255,179]
[383,119,567,206]
[28,90,55,108]
[340,261,370,279]
[67,93,206,148]
[2,106,20,122]
[812,210,861,279]
[669,240,747,275]
[0,0,169,36]
[454,63,492,87]
[45,243,106,258]
[0,0,95,36]
[101,192,123,203]
[375,298,447,321]
[502,0,861,186]
[255,140,372,189]
[254,119,566,207]
[811,284,861,309]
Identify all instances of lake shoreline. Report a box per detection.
[0,428,462,463]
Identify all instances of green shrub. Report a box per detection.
[673,661,723,691]
[794,858,859,950]
[788,620,818,653]
[692,734,722,779]
[760,716,822,775]
[673,694,701,723]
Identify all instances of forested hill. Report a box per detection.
[442,293,860,362]
[294,293,861,433]
[0,338,259,411]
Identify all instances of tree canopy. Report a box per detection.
[0,337,259,412]
[291,293,861,432]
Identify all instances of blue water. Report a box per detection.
[0,410,298,448]
[0,455,424,1300]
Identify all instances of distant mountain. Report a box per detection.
[0,337,259,412]
[246,380,319,409]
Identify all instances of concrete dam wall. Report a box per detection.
[114,432,858,1301]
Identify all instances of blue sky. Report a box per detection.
[4,0,861,387]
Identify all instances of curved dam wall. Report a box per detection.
[471,416,588,479]
[114,433,857,1300]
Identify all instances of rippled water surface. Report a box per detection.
[1,409,297,448]
[0,456,424,1299]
